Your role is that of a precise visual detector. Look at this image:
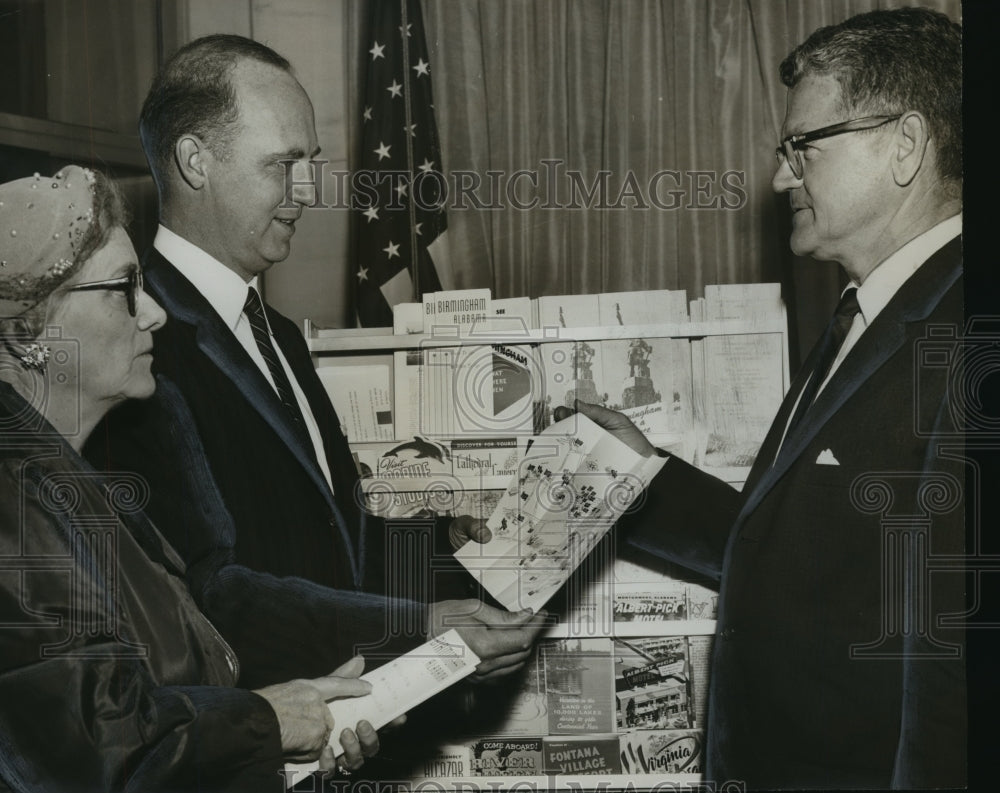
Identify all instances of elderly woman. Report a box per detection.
[0,167,377,791]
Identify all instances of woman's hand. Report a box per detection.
[254,656,376,772]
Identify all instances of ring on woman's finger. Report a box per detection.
[336,763,352,777]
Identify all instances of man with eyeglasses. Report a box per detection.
[558,7,965,789]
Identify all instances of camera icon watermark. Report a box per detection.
[413,316,591,440]
[0,325,80,438]
[914,317,1000,438]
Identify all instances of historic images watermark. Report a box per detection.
[0,467,152,660]
[847,318,1000,658]
[281,159,748,212]
[277,773,748,791]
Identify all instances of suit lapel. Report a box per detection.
[735,237,962,527]
[269,312,367,569]
[144,250,337,515]
[739,337,825,496]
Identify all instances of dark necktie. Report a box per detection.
[785,286,861,436]
[244,286,308,432]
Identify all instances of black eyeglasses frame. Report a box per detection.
[775,114,902,178]
[62,264,143,317]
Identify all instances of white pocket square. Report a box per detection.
[815,449,840,466]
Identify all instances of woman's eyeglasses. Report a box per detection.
[63,264,144,317]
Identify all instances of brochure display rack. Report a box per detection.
[304,285,789,788]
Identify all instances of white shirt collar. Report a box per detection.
[853,213,962,325]
[153,224,260,332]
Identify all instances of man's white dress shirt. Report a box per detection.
[154,225,335,493]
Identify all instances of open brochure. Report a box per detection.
[283,630,480,783]
[454,414,667,612]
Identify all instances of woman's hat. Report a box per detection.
[0,166,96,317]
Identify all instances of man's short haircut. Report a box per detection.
[139,34,291,195]
[780,7,961,185]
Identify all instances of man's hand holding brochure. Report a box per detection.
[287,409,663,782]
[455,411,666,612]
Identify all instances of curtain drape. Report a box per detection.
[350,0,960,362]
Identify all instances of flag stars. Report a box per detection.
[387,80,403,98]
[404,123,417,137]
[418,158,435,173]
[399,23,412,38]
[357,266,369,282]
[363,106,372,122]
[414,222,423,236]
[395,181,408,200]
[412,58,430,77]
[362,206,379,223]
[374,141,391,161]
[383,241,400,259]
[369,41,385,60]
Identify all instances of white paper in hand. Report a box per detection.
[283,630,480,785]
[454,413,666,612]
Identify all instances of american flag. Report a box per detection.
[354,0,449,327]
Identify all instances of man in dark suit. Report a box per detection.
[87,33,545,708]
[558,8,965,789]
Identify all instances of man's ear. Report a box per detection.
[175,135,210,191]
[891,111,929,187]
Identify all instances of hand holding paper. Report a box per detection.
[428,599,548,682]
[455,413,666,612]
[553,400,658,458]
[283,631,481,783]
[448,514,492,550]
[257,656,372,777]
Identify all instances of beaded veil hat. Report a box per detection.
[0,166,97,318]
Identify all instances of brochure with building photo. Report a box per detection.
[601,337,693,442]
[614,636,694,731]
